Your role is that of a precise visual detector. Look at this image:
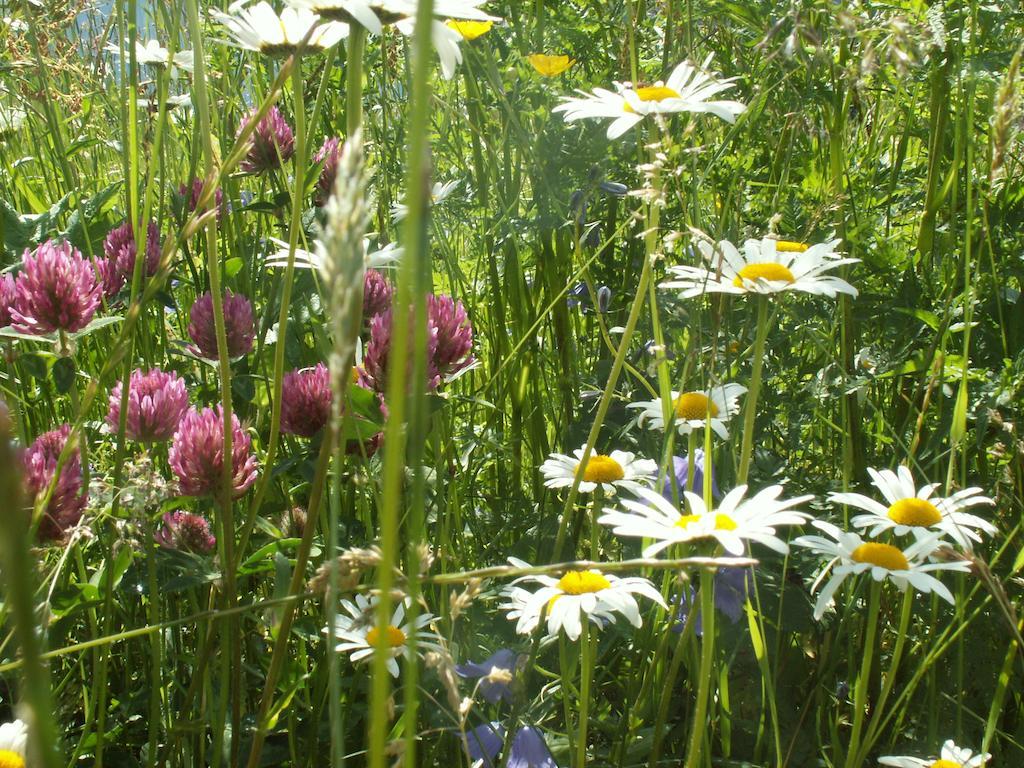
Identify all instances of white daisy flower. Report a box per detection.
[552,55,745,139]
[265,237,402,270]
[539,446,657,495]
[104,39,196,74]
[392,17,467,79]
[501,557,666,640]
[627,383,746,439]
[289,0,496,31]
[391,180,460,222]
[831,466,991,548]
[793,521,972,620]
[661,237,858,299]
[0,719,28,768]
[879,739,990,767]
[830,466,996,550]
[325,594,444,677]
[212,1,349,57]
[599,484,812,557]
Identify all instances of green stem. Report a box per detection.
[844,582,881,768]
[552,232,660,560]
[371,0,434,764]
[683,566,717,768]
[576,621,593,768]
[346,27,366,135]
[854,587,913,765]
[238,58,308,557]
[736,296,770,485]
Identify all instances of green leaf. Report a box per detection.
[224,256,244,278]
[69,315,123,340]
[52,355,76,393]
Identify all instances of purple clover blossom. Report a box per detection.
[168,406,259,499]
[673,567,753,637]
[107,368,189,442]
[455,649,516,705]
[466,723,557,768]
[10,240,102,335]
[22,424,87,542]
[103,219,160,283]
[93,256,125,300]
[0,272,15,326]
[363,269,393,321]
[179,178,226,221]
[358,307,440,395]
[427,294,474,379]
[238,106,295,174]
[154,511,216,554]
[187,290,255,360]
[280,363,332,438]
[661,451,720,503]
[313,136,341,207]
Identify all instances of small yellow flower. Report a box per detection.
[446,19,492,40]
[528,53,573,76]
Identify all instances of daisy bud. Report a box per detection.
[187,289,255,360]
[10,240,102,334]
[107,368,189,442]
[103,219,161,282]
[281,363,332,437]
[428,294,473,378]
[313,136,341,207]
[0,272,16,326]
[362,268,393,321]
[23,424,87,541]
[154,510,216,554]
[239,106,295,174]
[168,406,259,498]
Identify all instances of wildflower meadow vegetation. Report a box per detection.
[0,0,1023,766]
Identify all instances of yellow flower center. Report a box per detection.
[556,570,612,594]
[623,85,681,113]
[732,263,796,287]
[887,498,943,527]
[635,85,681,102]
[673,392,719,421]
[850,543,909,571]
[675,513,737,531]
[929,761,960,768]
[0,751,24,768]
[446,20,492,40]
[365,624,407,648]
[578,454,625,484]
[528,53,573,76]
[774,240,809,252]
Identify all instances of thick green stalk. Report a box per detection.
[0,418,62,768]
[736,296,770,485]
[370,0,434,764]
[346,27,366,135]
